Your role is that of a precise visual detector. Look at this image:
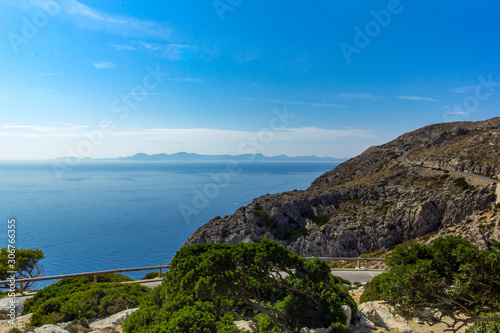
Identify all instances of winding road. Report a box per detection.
[397,151,500,204]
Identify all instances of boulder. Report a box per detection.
[0,313,33,333]
[358,315,377,329]
[34,324,70,333]
[299,326,333,333]
[341,304,352,328]
[234,320,257,332]
[89,308,138,330]
[0,297,26,316]
[358,301,414,333]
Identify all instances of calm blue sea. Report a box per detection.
[0,161,338,286]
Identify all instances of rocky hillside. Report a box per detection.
[183,118,500,256]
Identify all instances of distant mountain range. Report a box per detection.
[55,152,343,162]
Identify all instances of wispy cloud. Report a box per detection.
[396,95,442,102]
[233,50,261,64]
[107,127,378,142]
[37,72,65,76]
[447,112,470,115]
[0,125,376,141]
[109,44,136,51]
[442,105,473,116]
[18,0,173,40]
[0,124,91,137]
[129,93,170,96]
[139,42,196,60]
[93,61,115,69]
[451,82,500,94]
[164,78,204,83]
[244,98,347,108]
[333,93,378,99]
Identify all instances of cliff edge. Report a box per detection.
[183,118,500,256]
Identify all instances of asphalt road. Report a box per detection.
[134,270,385,289]
[330,270,384,283]
[14,270,383,301]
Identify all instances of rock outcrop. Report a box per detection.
[89,308,138,331]
[183,118,500,256]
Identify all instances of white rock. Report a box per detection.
[234,320,257,332]
[358,316,377,329]
[34,324,70,333]
[341,304,352,328]
[299,327,333,333]
[358,301,414,333]
[89,308,138,330]
[358,302,381,324]
[0,297,25,316]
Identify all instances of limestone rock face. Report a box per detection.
[183,118,500,256]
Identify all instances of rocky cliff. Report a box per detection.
[183,118,500,256]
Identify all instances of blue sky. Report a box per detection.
[0,0,499,160]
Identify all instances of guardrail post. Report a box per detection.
[19,282,23,294]
[357,259,361,269]
[94,271,98,283]
[158,265,162,278]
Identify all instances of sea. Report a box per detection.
[0,161,339,287]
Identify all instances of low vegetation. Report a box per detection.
[123,239,356,333]
[361,237,500,332]
[24,274,149,326]
[141,272,166,280]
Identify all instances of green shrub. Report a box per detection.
[65,318,90,333]
[123,240,355,333]
[24,274,148,326]
[7,328,23,333]
[454,177,473,190]
[361,237,500,330]
[141,272,165,280]
[360,272,398,303]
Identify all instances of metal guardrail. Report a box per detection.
[0,264,170,293]
[0,257,385,293]
[305,257,385,269]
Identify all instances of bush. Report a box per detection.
[65,318,90,333]
[7,328,23,333]
[359,272,398,303]
[141,272,165,280]
[361,237,500,331]
[454,177,473,190]
[24,274,148,326]
[123,240,356,333]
